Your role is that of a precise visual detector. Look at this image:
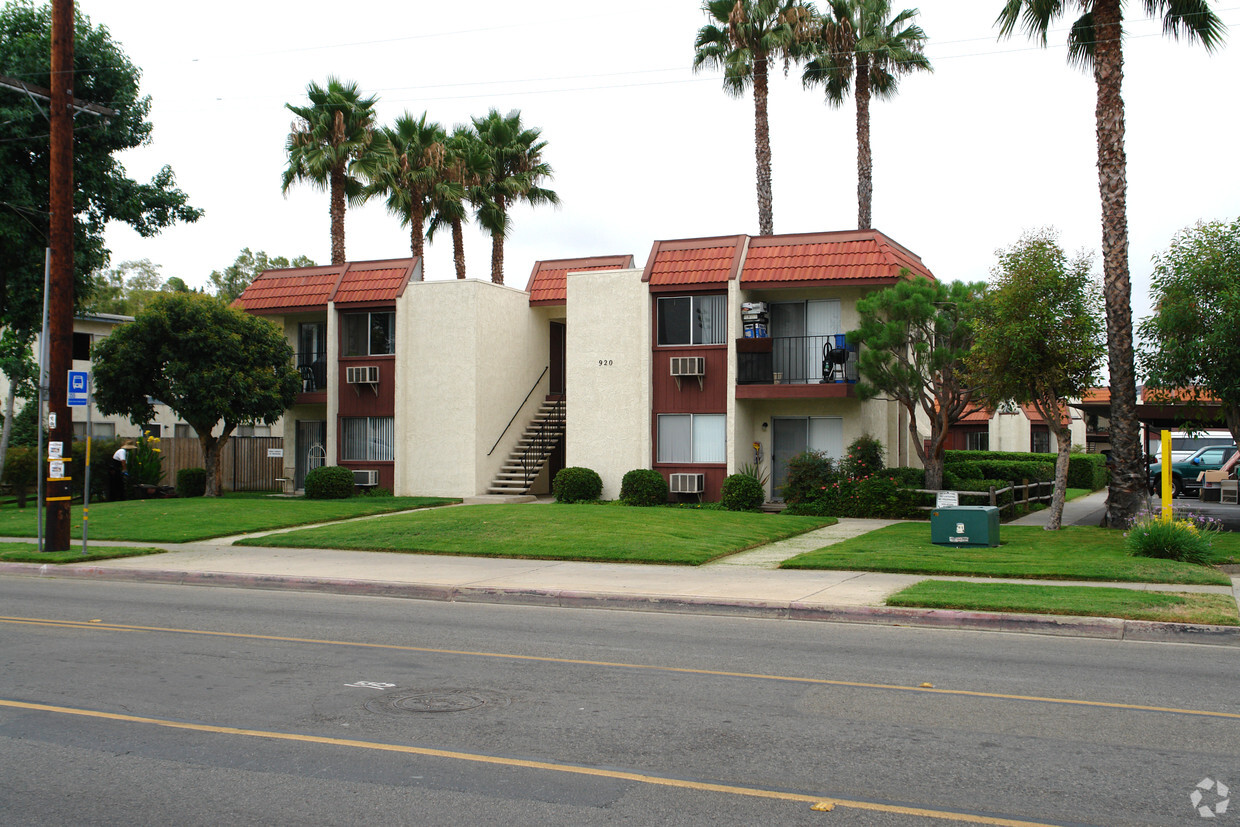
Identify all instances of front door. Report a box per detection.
[295,420,327,490]
[550,321,566,396]
[771,416,843,500]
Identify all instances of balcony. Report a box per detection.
[736,334,858,400]
[296,351,328,393]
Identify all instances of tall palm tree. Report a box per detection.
[364,113,447,267]
[471,109,559,285]
[996,0,1225,527]
[801,1,931,230]
[281,78,383,265]
[694,0,810,237]
[428,127,491,280]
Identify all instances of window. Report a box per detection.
[657,295,726,346]
[343,312,395,356]
[174,424,198,439]
[72,332,92,361]
[235,424,272,437]
[341,417,394,461]
[657,413,725,464]
[1031,427,1051,454]
[966,430,990,451]
[72,422,115,439]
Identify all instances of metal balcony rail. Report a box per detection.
[296,351,328,392]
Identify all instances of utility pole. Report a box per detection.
[45,0,74,550]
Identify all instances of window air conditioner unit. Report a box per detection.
[353,469,379,487]
[346,365,380,384]
[669,473,704,494]
[670,357,705,377]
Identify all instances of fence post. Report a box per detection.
[988,486,996,507]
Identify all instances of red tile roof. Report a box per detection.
[740,230,934,288]
[525,255,635,306]
[235,258,419,313]
[642,235,747,291]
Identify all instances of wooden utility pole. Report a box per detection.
[45,0,73,550]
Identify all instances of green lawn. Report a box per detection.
[0,541,165,564]
[887,580,1240,626]
[0,496,457,543]
[780,523,1233,585]
[237,503,835,565]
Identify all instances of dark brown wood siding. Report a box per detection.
[651,346,727,413]
[337,355,396,418]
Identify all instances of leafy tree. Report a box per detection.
[996,0,1226,527]
[694,0,810,237]
[365,113,447,268]
[0,0,201,361]
[91,293,301,497]
[428,126,491,280]
[847,274,985,489]
[0,327,37,484]
[208,248,315,303]
[281,77,385,266]
[1139,217,1240,446]
[471,109,559,285]
[83,259,169,316]
[801,0,931,229]
[965,229,1105,529]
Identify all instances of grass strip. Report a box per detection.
[237,503,835,565]
[0,496,457,543]
[780,523,1232,585]
[887,580,1240,626]
[0,541,165,564]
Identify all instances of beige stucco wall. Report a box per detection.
[566,268,650,500]
[392,279,548,497]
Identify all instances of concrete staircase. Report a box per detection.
[487,397,566,495]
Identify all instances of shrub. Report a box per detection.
[782,450,838,505]
[954,478,1014,510]
[972,460,1054,484]
[2,445,37,507]
[886,466,929,488]
[945,449,1107,490]
[786,474,919,519]
[842,435,884,479]
[720,473,765,511]
[553,466,603,503]
[1126,510,1219,564]
[358,486,393,498]
[130,432,164,487]
[946,461,983,481]
[176,467,207,498]
[620,469,667,507]
[304,465,355,499]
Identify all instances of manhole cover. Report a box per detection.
[366,688,509,714]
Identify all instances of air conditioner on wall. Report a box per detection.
[669,357,705,377]
[353,469,379,486]
[345,365,380,384]
[669,473,704,494]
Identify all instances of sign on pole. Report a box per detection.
[67,370,89,407]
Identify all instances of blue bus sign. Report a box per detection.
[67,370,89,407]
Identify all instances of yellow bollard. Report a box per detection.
[1161,429,1172,522]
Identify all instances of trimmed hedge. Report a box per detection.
[720,473,765,511]
[945,450,1107,490]
[553,466,603,503]
[620,469,668,507]
[305,465,355,499]
[176,467,207,498]
[786,476,920,519]
[972,460,1054,484]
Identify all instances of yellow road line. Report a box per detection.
[2,614,1237,721]
[0,618,140,632]
[0,697,1059,827]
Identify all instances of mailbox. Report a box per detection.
[930,505,1000,548]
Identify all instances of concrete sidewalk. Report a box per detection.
[2,510,1238,646]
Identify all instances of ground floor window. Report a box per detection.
[966,430,990,451]
[657,413,725,464]
[341,416,394,461]
[1031,426,1051,454]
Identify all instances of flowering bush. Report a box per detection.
[130,432,164,487]
[1125,509,1220,565]
[782,450,838,505]
[786,475,919,519]
[842,435,884,480]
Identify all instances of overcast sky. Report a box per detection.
[81,0,1240,325]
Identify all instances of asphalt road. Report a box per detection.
[1,577,1237,826]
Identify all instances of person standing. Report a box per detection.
[110,439,136,501]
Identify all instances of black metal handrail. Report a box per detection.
[295,351,328,392]
[488,366,549,457]
[770,334,857,384]
[522,397,565,488]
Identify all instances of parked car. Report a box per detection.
[1148,444,1238,498]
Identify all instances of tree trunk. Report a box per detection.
[855,56,873,230]
[1045,419,1073,531]
[329,165,347,265]
[0,384,15,485]
[410,202,425,265]
[906,403,944,489]
[752,54,774,237]
[198,429,233,497]
[1092,2,1143,528]
[452,217,466,279]
[490,194,507,284]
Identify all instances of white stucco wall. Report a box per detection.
[566,268,650,500]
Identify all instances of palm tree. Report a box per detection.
[364,113,447,267]
[694,0,810,237]
[471,109,559,285]
[281,78,384,265]
[801,1,931,230]
[996,1,1225,527]
[428,127,491,280]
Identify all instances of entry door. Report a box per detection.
[771,417,843,500]
[550,321,566,396]
[295,420,327,490]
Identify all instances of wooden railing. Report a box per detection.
[915,480,1055,517]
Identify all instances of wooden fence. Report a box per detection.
[158,436,285,492]
[916,480,1055,517]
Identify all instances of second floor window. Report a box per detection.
[657,295,726,346]
[343,311,395,356]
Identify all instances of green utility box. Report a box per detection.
[930,505,1000,548]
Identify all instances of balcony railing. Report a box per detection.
[737,334,857,385]
[296,351,328,392]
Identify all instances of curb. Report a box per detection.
[4,562,1238,646]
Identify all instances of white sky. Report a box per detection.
[81,0,1240,325]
